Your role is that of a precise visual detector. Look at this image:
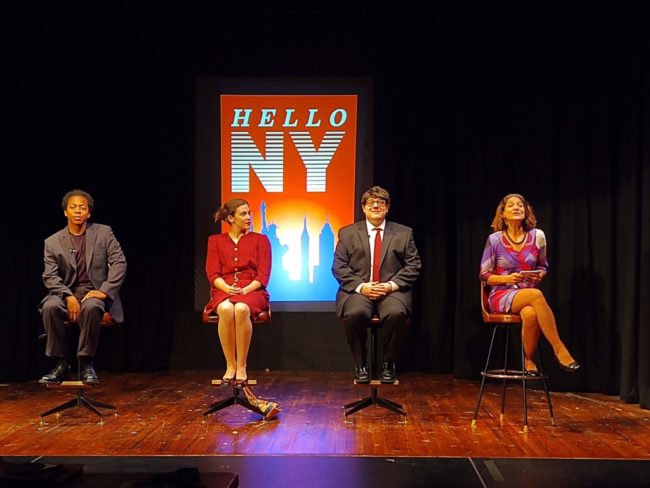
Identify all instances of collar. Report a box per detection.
[365,220,386,234]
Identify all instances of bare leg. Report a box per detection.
[217,301,237,380]
[511,288,576,366]
[234,302,253,380]
[519,306,542,372]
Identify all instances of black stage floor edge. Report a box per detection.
[2,456,650,487]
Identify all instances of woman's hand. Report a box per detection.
[523,270,545,284]
[228,284,242,295]
[506,273,525,285]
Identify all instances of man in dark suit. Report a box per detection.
[332,186,421,384]
[38,189,127,384]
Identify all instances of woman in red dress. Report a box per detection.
[205,198,271,386]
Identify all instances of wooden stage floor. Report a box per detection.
[1,370,648,459]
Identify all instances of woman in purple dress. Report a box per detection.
[479,193,580,374]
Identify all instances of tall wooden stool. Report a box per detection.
[344,315,406,421]
[472,282,554,432]
[40,312,117,424]
[202,306,279,420]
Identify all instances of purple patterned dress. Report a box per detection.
[479,229,549,313]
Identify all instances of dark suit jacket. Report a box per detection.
[332,220,421,319]
[38,223,128,323]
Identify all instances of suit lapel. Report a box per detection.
[355,222,371,277]
[85,223,97,271]
[379,221,394,269]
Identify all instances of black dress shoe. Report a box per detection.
[39,360,70,384]
[555,356,581,373]
[379,362,397,384]
[354,365,370,384]
[80,364,99,384]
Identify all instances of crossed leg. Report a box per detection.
[511,288,577,367]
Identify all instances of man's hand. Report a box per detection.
[362,282,390,300]
[81,290,108,303]
[65,296,81,321]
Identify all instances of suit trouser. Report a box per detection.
[341,294,409,364]
[41,294,105,359]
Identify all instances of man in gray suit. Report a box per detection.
[332,186,421,384]
[38,189,127,384]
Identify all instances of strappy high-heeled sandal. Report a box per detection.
[259,401,280,421]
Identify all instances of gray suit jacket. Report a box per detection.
[38,223,127,323]
[332,220,421,319]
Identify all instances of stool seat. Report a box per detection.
[472,282,554,432]
[344,315,406,421]
[46,381,93,389]
[64,311,116,327]
[202,307,271,325]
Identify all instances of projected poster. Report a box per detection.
[220,95,357,303]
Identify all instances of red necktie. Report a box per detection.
[372,227,382,282]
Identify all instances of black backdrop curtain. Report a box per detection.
[2,4,648,409]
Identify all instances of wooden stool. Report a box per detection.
[202,306,277,420]
[471,282,554,432]
[344,316,406,421]
[40,312,117,424]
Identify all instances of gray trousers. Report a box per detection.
[41,294,105,359]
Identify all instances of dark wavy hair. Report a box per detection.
[214,198,249,223]
[490,193,538,231]
[61,189,94,212]
[360,186,390,206]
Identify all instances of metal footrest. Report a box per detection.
[482,369,549,381]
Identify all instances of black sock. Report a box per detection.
[79,356,94,367]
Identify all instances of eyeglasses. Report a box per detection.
[365,199,387,208]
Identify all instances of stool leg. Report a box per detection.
[40,387,114,421]
[203,396,236,416]
[203,385,265,418]
[344,382,406,418]
[500,326,510,420]
[84,396,116,411]
[537,352,555,424]
[79,396,104,417]
[376,397,405,414]
[521,340,529,432]
[472,325,499,426]
[40,397,80,419]
[344,397,374,416]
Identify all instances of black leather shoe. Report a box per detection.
[80,363,99,384]
[379,362,397,384]
[555,356,581,373]
[354,365,370,384]
[39,360,70,384]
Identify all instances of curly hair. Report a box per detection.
[490,193,538,231]
[61,189,94,213]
